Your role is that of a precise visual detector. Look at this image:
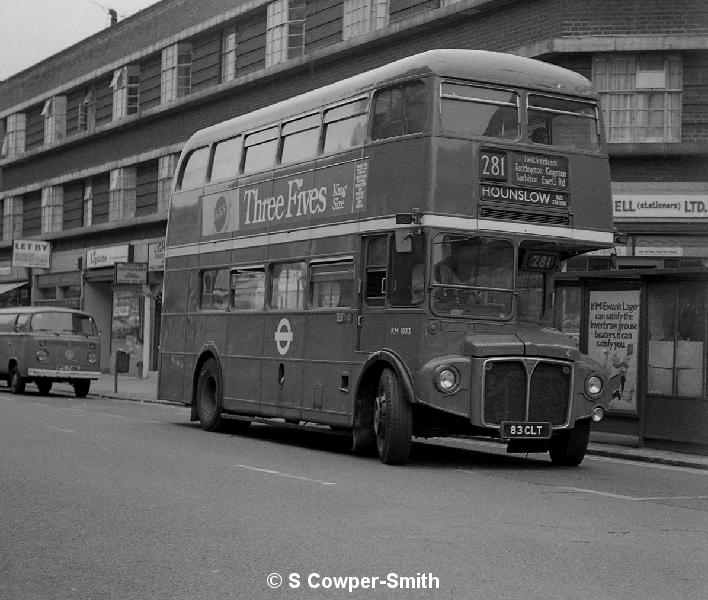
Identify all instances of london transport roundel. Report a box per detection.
[275,318,293,356]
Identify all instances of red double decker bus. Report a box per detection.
[159,49,614,465]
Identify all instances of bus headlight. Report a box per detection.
[36,350,48,362]
[435,366,459,394]
[584,374,603,398]
[87,352,98,364]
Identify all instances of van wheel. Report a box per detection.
[10,367,25,394]
[374,368,412,465]
[549,418,591,466]
[72,379,90,398]
[196,358,223,432]
[36,379,52,395]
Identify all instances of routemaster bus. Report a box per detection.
[159,49,615,466]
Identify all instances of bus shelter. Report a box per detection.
[554,268,708,455]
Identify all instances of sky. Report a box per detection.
[0,0,161,81]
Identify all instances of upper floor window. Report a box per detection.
[111,65,140,119]
[371,80,428,140]
[41,186,63,234]
[162,43,192,103]
[109,167,136,221]
[83,180,93,227]
[2,196,23,240]
[343,0,389,40]
[42,96,67,145]
[177,146,209,190]
[158,154,178,212]
[526,95,599,151]
[281,114,320,164]
[593,54,682,143]
[266,0,306,67]
[78,88,96,133]
[243,127,279,173]
[222,25,238,82]
[210,137,241,181]
[1,113,26,158]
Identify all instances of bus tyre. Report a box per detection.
[196,358,223,432]
[73,379,91,398]
[36,379,52,395]
[549,418,591,467]
[10,367,25,395]
[374,368,413,465]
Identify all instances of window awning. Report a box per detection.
[0,281,27,295]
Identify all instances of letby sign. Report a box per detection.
[12,240,51,269]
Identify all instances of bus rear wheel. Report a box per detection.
[549,418,591,467]
[196,358,223,432]
[373,368,412,465]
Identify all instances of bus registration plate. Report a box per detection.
[500,422,551,439]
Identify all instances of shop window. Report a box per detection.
[322,98,367,154]
[593,54,682,143]
[310,260,354,308]
[265,0,305,67]
[111,65,140,119]
[270,262,306,309]
[161,43,192,102]
[230,267,265,310]
[41,186,63,234]
[342,0,389,40]
[222,25,238,82]
[647,282,706,397]
[200,269,230,310]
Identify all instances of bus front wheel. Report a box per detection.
[374,368,413,465]
[10,367,25,394]
[549,418,591,466]
[196,358,223,432]
[73,379,90,398]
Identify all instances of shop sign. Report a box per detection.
[148,241,166,271]
[86,244,130,269]
[613,193,708,219]
[12,240,51,269]
[115,262,148,285]
[587,290,640,415]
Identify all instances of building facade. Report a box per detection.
[0,0,706,446]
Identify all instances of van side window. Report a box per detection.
[372,80,428,140]
[323,98,367,154]
[243,127,279,174]
[15,314,29,332]
[0,313,18,332]
[177,146,210,190]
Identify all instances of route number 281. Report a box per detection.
[480,151,507,180]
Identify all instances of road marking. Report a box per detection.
[234,464,336,486]
[561,487,708,502]
[46,425,76,434]
[587,455,708,475]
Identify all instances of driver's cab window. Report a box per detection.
[389,234,426,306]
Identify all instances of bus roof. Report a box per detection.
[185,49,597,149]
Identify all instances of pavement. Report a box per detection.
[53,372,708,471]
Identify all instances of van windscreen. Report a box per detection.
[30,312,97,336]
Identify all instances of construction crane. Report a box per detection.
[87,0,126,26]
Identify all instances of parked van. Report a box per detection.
[0,307,101,397]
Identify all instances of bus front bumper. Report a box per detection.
[28,368,101,380]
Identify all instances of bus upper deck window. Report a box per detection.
[371,80,428,141]
[243,127,279,174]
[323,98,367,154]
[210,136,241,181]
[526,95,599,151]
[281,114,321,164]
[178,146,210,190]
[440,83,519,140]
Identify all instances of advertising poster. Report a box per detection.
[587,290,640,414]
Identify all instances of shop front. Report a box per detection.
[555,269,708,454]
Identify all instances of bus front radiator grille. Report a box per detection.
[528,362,571,425]
[483,361,527,424]
[483,360,571,426]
